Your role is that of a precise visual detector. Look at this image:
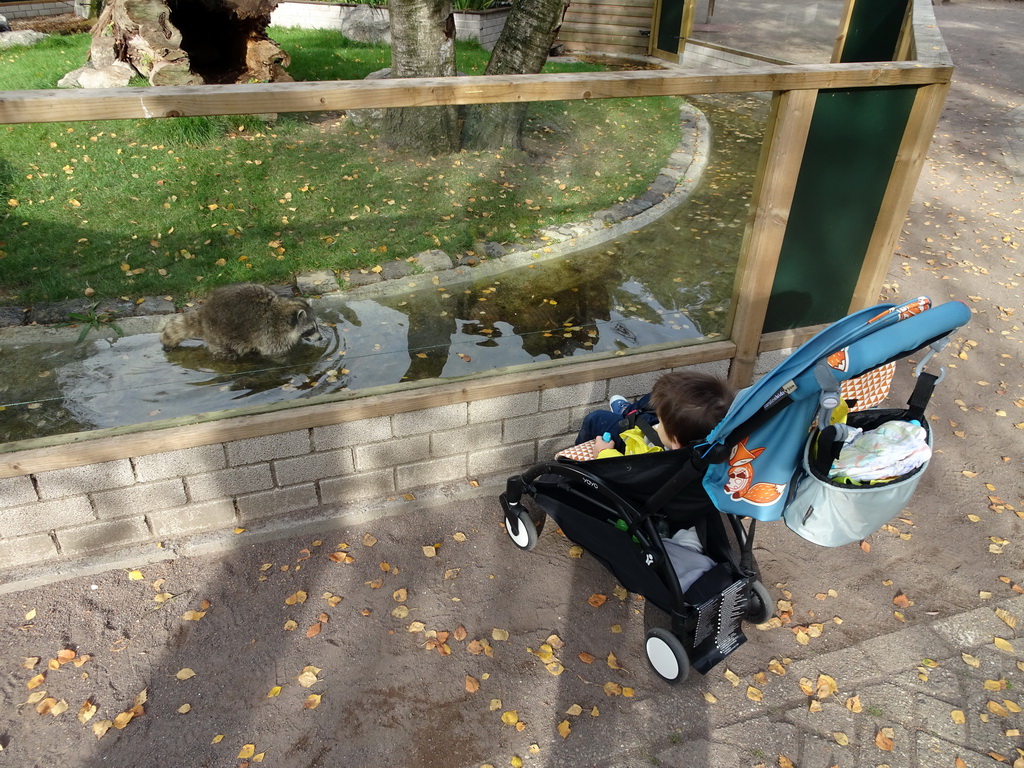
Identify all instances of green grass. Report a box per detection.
[0,29,684,306]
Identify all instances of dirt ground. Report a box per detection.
[1,2,1022,767]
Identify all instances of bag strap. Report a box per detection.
[906,371,938,423]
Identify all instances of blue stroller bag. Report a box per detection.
[500,297,970,682]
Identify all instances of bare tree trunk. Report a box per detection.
[462,0,568,151]
[381,0,460,155]
[87,0,291,86]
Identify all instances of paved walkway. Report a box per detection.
[1,3,1021,767]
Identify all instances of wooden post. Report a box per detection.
[681,0,695,53]
[847,81,951,312]
[726,88,818,388]
[831,0,857,63]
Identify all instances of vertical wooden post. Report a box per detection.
[726,88,818,387]
[831,0,857,63]
[681,0,696,51]
[847,81,951,312]
[893,0,917,61]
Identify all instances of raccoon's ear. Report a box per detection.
[291,307,306,326]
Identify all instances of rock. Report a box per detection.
[134,296,177,315]
[346,270,383,288]
[340,5,391,45]
[380,261,412,280]
[0,30,48,49]
[347,68,391,128]
[472,241,507,259]
[0,306,27,327]
[295,270,340,295]
[0,14,10,33]
[28,299,94,325]
[58,62,136,89]
[410,250,453,273]
[95,298,135,317]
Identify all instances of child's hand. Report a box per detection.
[594,435,615,453]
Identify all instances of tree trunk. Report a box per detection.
[462,0,568,151]
[381,0,460,155]
[87,0,291,86]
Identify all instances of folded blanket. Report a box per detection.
[830,420,930,482]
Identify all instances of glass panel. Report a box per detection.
[687,0,844,64]
[0,38,766,443]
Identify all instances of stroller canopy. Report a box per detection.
[700,297,971,522]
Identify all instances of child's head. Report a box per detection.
[650,371,735,449]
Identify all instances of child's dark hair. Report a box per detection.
[650,371,735,446]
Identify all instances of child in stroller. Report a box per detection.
[499,297,970,683]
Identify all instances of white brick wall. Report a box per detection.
[268,2,509,48]
[0,358,743,573]
[1,0,74,21]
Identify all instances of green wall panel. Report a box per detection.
[764,86,917,332]
[840,0,909,63]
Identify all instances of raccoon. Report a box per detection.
[160,283,323,359]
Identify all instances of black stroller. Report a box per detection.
[500,297,971,682]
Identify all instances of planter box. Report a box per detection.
[270,1,510,50]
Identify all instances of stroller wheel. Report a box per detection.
[645,627,690,684]
[504,507,541,551]
[745,580,774,624]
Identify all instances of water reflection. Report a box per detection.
[0,93,766,443]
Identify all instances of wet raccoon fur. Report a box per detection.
[160,283,323,359]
